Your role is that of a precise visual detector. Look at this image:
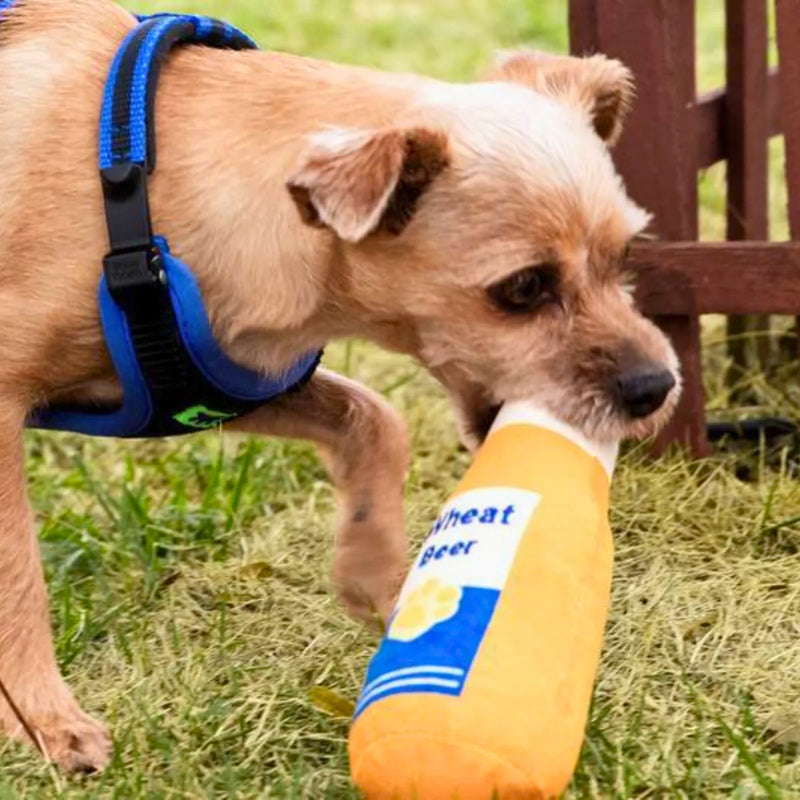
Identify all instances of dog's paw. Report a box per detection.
[2,696,112,773]
[332,540,408,629]
[37,708,112,773]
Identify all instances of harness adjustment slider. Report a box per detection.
[101,161,153,254]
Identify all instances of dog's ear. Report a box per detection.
[287,127,450,242]
[489,50,634,145]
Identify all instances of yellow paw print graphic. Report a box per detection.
[389,578,462,642]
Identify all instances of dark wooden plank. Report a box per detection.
[569,0,705,455]
[775,0,800,357]
[693,87,727,169]
[632,242,800,315]
[590,0,698,240]
[725,0,770,372]
[776,0,800,238]
[651,314,710,457]
[568,0,599,56]
[694,71,781,170]
[725,0,769,240]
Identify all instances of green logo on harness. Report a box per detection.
[173,405,237,430]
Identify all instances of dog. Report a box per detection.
[0,0,680,772]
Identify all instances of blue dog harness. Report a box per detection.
[5,5,321,437]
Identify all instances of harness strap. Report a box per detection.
[25,11,321,437]
[100,14,256,173]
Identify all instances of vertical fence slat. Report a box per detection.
[592,0,697,240]
[775,0,800,357]
[726,0,770,371]
[568,0,599,56]
[726,0,769,241]
[776,0,800,235]
[570,0,708,456]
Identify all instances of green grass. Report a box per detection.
[5,1,800,797]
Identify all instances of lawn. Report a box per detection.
[4,1,800,798]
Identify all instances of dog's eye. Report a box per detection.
[488,266,559,314]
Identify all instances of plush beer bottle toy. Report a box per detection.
[348,401,619,800]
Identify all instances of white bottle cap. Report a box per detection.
[490,401,619,478]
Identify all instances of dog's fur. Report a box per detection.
[0,0,680,771]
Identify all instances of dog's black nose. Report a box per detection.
[617,366,675,419]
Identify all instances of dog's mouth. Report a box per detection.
[466,402,503,447]
[462,388,678,449]
[443,367,679,451]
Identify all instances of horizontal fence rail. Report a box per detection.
[632,243,800,315]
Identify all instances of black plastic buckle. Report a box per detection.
[103,247,164,312]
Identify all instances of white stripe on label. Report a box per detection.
[355,677,462,714]
[362,665,465,696]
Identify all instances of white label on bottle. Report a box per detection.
[353,487,540,719]
[398,486,541,602]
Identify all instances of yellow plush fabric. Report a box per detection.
[349,408,616,800]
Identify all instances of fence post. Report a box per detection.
[569,0,709,456]
[725,0,770,377]
[775,0,800,358]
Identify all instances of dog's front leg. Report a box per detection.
[229,368,409,626]
[0,404,111,771]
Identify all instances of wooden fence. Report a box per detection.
[568,0,800,456]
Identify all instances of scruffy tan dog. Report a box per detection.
[0,0,680,772]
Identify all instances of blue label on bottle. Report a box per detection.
[354,487,540,719]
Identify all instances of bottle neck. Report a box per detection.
[489,402,619,479]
